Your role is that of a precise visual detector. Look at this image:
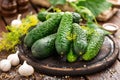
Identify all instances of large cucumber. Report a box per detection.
[55,12,73,55]
[73,23,87,56]
[24,14,62,47]
[31,34,56,59]
[82,32,105,61]
[37,11,81,23]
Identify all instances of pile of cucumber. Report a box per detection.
[24,11,107,62]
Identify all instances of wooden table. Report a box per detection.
[0,1,120,80]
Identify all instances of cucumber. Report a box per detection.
[24,14,62,47]
[72,12,81,23]
[73,23,87,56]
[37,12,80,23]
[31,34,56,59]
[67,46,78,63]
[55,12,73,55]
[37,11,48,22]
[82,32,105,61]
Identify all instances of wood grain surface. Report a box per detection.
[0,17,7,37]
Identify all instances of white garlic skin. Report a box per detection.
[11,14,22,28]
[0,59,11,72]
[18,61,34,76]
[11,20,22,28]
[7,51,20,66]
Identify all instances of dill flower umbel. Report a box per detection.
[0,14,39,52]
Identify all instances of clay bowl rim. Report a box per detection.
[102,23,119,34]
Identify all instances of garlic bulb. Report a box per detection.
[18,61,34,76]
[7,50,20,66]
[11,14,22,28]
[0,59,11,72]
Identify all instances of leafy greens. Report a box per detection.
[74,0,112,16]
[48,0,112,21]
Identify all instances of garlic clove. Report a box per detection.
[7,50,20,66]
[11,14,22,28]
[0,59,11,72]
[18,61,34,76]
[11,20,22,27]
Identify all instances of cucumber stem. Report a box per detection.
[47,6,54,12]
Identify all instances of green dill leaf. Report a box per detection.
[0,15,39,52]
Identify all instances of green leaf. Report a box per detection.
[76,0,112,16]
[49,0,66,6]
[77,6,95,21]
[69,2,95,21]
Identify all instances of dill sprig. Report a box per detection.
[0,14,39,52]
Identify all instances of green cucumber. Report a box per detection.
[37,12,81,23]
[73,23,87,55]
[31,34,56,59]
[37,12,62,22]
[82,32,105,61]
[37,11,48,22]
[67,46,78,63]
[55,12,73,55]
[24,14,62,47]
[72,12,81,23]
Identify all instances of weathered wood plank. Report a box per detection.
[29,0,39,13]
[113,10,120,60]
[0,17,7,37]
[106,10,120,60]
[99,9,120,60]
[86,60,120,80]
[114,29,120,60]
[99,9,120,27]
[108,9,120,27]
[0,0,2,15]
[3,3,36,25]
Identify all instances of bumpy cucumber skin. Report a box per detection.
[24,14,62,47]
[37,12,63,22]
[72,12,81,23]
[73,23,87,56]
[37,12,80,23]
[31,34,56,59]
[55,12,73,55]
[82,33,105,61]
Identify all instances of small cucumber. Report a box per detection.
[72,12,81,23]
[24,14,62,47]
[73,23,87,55]
[82,32,105,61]
[67,46,78,63]
[55,12,73,55]
[31,34,56,59]
[37,11,48,22]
